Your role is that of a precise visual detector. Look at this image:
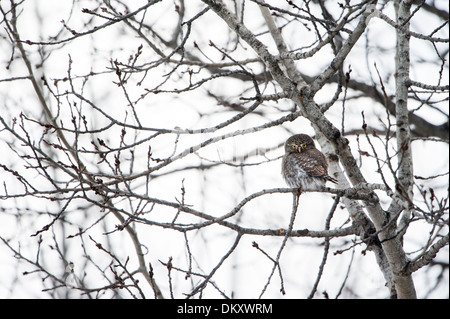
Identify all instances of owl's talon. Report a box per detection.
[296,186,302,197]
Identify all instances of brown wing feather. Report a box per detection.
[293,149,338,183]
[309,165,328,177]
[298,149,328,177]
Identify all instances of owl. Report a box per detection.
[282,134,337,191]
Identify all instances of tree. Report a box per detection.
[0,0,448,299]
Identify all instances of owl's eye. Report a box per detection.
[301,143,307,148]
[291,145,297,149]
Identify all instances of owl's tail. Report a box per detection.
[325,175,338,184]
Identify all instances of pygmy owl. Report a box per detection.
[282,134,337,190]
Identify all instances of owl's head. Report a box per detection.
[284,134,316,153]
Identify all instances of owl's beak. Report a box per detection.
[296,145,302,153]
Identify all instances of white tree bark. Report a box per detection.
[383,0,417,299]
